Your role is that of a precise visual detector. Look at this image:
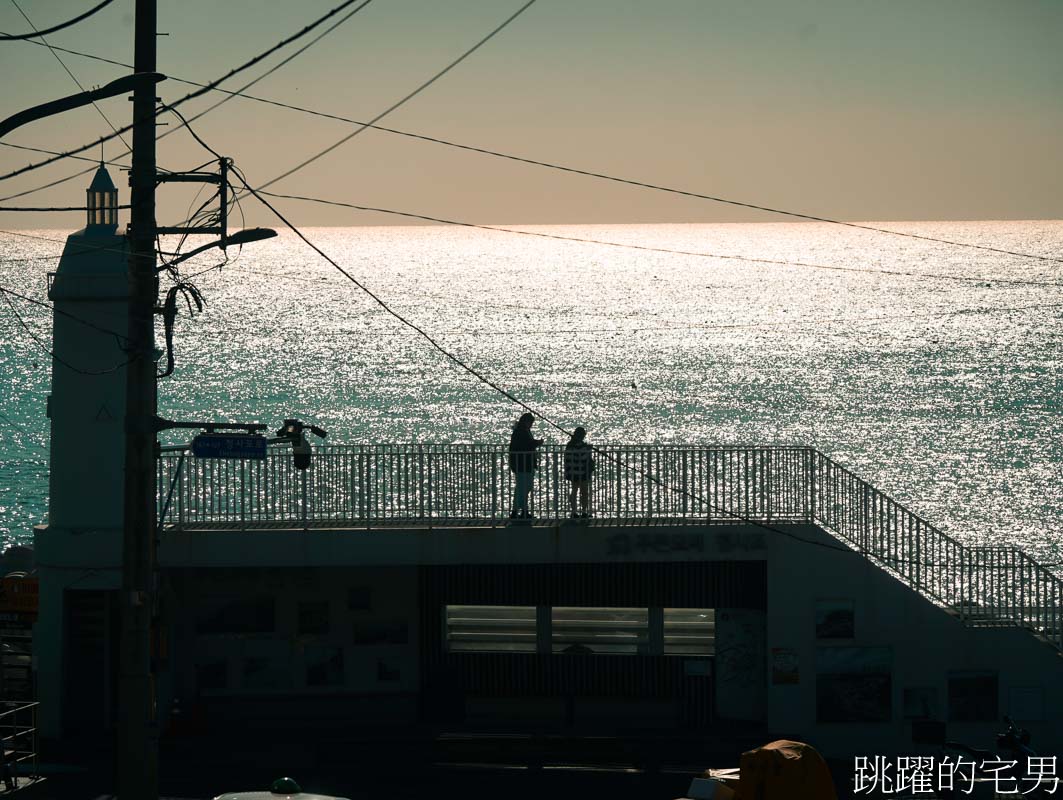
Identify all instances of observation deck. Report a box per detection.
[156,444,1063,654]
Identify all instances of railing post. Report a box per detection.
[239,460,246,530]
[491,451,498,521]
[300,468,308,530]
[681,450,688,519]
[808,448,816,523]
[177,458,185,528]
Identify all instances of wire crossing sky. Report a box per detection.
[1,0,1061,228]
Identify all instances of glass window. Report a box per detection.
[552,607,648,655]
[664,608,715,655]
[445,605,537,653]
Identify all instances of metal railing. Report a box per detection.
[157,443,1062,651]
[157,444,814,529]
[810,451,1062,651]
[0,701,38,790]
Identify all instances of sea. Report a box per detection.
[1,221,1060,565]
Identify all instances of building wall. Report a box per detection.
[766,525,1063,758]
[166,566,420,728]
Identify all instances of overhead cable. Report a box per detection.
[1,289,132,374]
[9,0,132,154]
[0,163,98,203]
[261,190,1063,288]
[153,0,374,152]
[132,105,1063,569]
[1,141,130,168]
[0,0,372,184]
[0,281,130,342]
[0,204,131,212]
[8,36,1062,268]
[250,0,540,192]
[242,178,1001,566]
[0,0,114,41]
[0,410,45,452]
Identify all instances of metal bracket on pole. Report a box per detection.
[154,416,267,434]
[154,157,231,246]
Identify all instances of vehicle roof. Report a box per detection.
[213,793,350,800]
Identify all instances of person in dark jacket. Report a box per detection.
[508,412,543,519]
[563,426,595,518]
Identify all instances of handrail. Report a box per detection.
[0,702,38,786]
[809,451,1062,651]
[157,443,1062,652]
[157,444,815,529]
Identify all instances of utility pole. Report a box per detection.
[118,0,159,795]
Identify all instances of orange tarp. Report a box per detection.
[736,740,837,800]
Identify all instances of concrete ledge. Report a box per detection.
[158,522,788,567]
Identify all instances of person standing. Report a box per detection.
[509,412,543,519]
[564,426,595,518]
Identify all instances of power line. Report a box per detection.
[1,288,132,374]
[9,0,132,155]
[251,0,540,193]
[0,141,130,169]
[0,163,98,203]
[1,204,130,212]
[260,190,1063,288]
[0,281,130,342]
[0,410,45,452]
[41,90,1060,569]
[154,0,374,152]
[324,302,1063,339]
[228,167,1000,568]
[0,0,372,184]
[0,0,114,41]
[8,38,1062,270]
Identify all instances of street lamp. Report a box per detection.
[0,73,165,139]
[156,227,277,271]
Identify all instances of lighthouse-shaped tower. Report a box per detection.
[35,163,130,739]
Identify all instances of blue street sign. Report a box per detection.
[191,433,268,460]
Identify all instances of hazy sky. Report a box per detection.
[1,0,1060,228]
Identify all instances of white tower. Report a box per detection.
[34,163,130,739]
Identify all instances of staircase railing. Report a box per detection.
[810,451,1062,651]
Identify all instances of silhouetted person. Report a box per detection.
[564,426,595,518]
[508,412,543,519]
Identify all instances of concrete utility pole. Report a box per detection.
[117,0,159,795]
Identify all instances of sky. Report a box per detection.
[0,0,1061,229]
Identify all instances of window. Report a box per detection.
[445,605,536,653]
[664,608,715,655]
[552,607,648,655]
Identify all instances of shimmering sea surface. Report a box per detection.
[1,222,1060,563]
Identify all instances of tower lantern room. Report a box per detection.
[86,162,118,232]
